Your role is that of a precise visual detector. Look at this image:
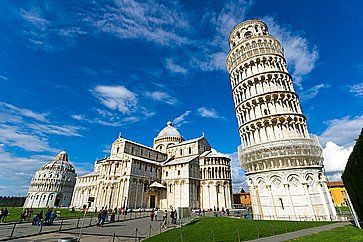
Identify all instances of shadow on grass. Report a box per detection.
[185,219,200,227]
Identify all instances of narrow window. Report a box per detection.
[116,147,120,153]
[279,198,284,209]
[178,170,180,176]
[189,147,191,154]
[180,149,183,155]
[169,184,172,193]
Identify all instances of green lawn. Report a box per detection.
[292,225,363,241]
[1,207,97,223]
[144,217,332,242]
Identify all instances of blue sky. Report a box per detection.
[0,0,362,196]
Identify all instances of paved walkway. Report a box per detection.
[7,213,171,242]
[250,222,350,242]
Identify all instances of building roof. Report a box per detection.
[40,151,75,173]
[169,136,203,147]
[149,181,166,189]
[327,181,344,188]
[162,155,199,166]
[156,121,182,138]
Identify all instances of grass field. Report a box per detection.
[292,225,363,241]
[144,217,332,242]
[0,207,97,223]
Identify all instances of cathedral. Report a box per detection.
[71,122,233,211]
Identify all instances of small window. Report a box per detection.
[169,184,172,193]
[244,31,252,38]
[140,149,143,156]
[178,170,180,176]
[116,147,120,153]
[166,171,168,177]
[180,149,183,155]
[188,147,191,154]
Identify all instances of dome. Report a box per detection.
[40,151,75,173]
[156,121,182,138]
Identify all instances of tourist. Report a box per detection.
[173,209,177,224]
[45,209,52,225]
[161,210,167,228]
[2,208,8,222]
[226,209,230,216]
[0,208,3,222]
[170,210,174,224]
[150,209,155,221]
[71,207,75,214]
[20,209,27,222]
[97,207,103,225]
[154,209,158,221]
[100,209,107,226]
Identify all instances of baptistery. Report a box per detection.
[24,151,77,208]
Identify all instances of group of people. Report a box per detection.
[31,208,57,226]
[0,207,9,222]
[20,208,33,221]
[158,209,177,228]
[96,207,108,226]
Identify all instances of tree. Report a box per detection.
[342,128,363,221]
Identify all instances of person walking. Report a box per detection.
[150,209,155,221]
[161,210,167,228]
[2,208,9,223]
[97,207,103,226]
[154,209,158,221]
[173,209,177,225]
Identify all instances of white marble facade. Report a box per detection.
[24,151,77,208]
[226,19,337,221]
[71,122,232,211]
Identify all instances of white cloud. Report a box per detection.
[263,17,319,87]
[197,107,221,119]
[165,59,188,74]
[0,75,8,81]
[0,124,53,152]
[0,102,82,152]
[71,114,84,120]
[349,82,363,96]
[145,91,178,105]
[91,0,189,46]
[319,115,363,147]
[300,84,329,101]
[20,9,49,29]
[173,111,191,128]
[0,102,48,122]
[92,85,137,114]
[322,141,353,173]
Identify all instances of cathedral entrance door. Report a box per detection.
[150,195,156,208]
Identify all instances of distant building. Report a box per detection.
[71,122,233,211]
[233,189,251,208]
[23,151,77,208]
[327,181,347,207]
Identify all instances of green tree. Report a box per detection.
[342,128,363,221]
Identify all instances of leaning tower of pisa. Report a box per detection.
[226,19,336,221]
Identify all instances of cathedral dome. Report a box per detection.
[156,121,182,138]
